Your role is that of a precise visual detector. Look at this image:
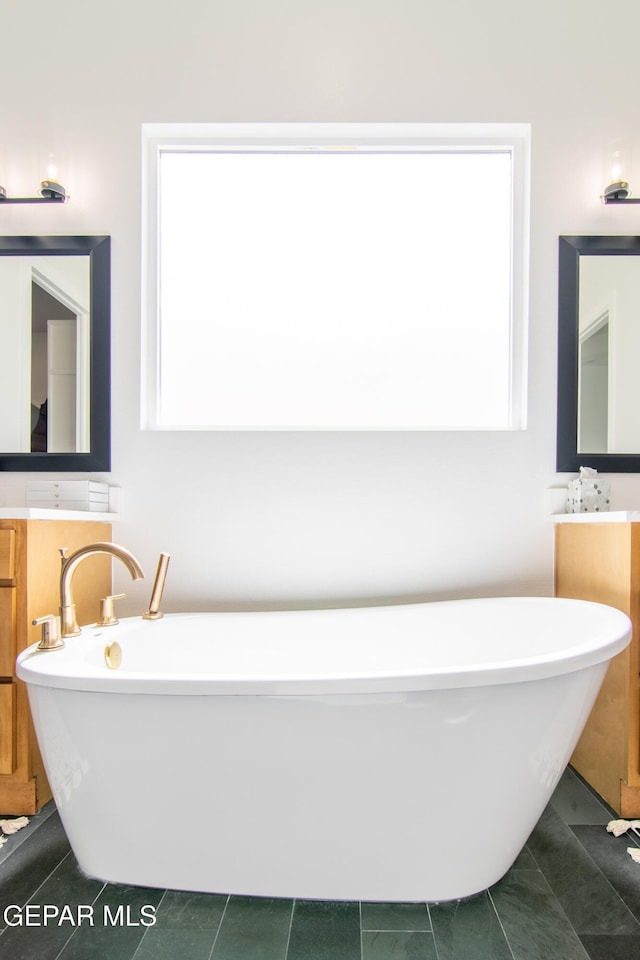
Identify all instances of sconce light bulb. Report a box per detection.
[611,156,623,181]
[39,150,66,200]
[602,139,633,201]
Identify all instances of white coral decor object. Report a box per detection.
[606,818,640,837]
[0,816,29,835]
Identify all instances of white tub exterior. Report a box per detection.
[17,597,631,902]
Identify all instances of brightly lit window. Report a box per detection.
[142,123,529,430]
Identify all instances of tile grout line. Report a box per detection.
[496,864,594,959]
[359,901,436,952]
[566,824,640,930]
[519,840,541,873]
[51,877,108,960]
[284,900,296,960]
[486,887,518,960]
[22,848,76,905]
[426,903,441,960]
[206,894,230,960]
[130,888,168,960]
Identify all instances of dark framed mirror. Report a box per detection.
[0,235,110,471]
[557,235,640,473]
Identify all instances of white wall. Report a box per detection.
[2,0,640,614]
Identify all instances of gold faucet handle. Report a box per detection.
[32,615,65,651]
[97,593,126,627]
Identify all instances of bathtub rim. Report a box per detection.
[16,596,632,697]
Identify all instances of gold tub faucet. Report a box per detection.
[59,542,144,638]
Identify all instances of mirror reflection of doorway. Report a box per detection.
[578,313,609,454]
[30,283,78,453]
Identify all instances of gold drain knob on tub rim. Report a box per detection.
[104,641,122,670]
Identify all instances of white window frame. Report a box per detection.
[141,122,530,431]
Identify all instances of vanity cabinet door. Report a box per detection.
[0,683,16,774]
[0,529,15,580]
[0,589,16,677]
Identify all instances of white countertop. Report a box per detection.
[0,508,117,521]
[553,511,640,523]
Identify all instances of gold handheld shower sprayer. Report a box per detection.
[143,553,171,620]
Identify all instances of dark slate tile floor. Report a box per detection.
[0,766,639,959]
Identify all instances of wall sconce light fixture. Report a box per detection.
[601,139,640,204]
[0,150,68,204]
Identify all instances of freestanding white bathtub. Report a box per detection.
[17,597,630,902]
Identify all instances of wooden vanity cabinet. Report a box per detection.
[555,520,640,816]
[0,518,111,814]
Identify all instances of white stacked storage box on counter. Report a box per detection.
[26,481,110,513]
